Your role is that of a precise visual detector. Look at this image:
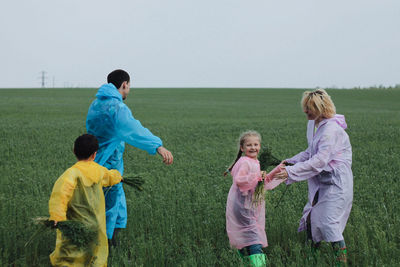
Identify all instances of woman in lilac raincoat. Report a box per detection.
[275,89,353,263]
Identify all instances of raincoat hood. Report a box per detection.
[331,114,347,129]
[319,114,347,130]
[95,83,122,101]
[74,161,102,186]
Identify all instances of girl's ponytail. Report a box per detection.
[224,149,242,176]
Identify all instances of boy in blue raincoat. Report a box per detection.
[86,69,173,246]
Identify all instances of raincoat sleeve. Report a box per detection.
[286,131,337,182]
[286,147,311,164]
[48,169,78,221]
[232,160,260,193]
[264,164,286,190]
[101,168,122,187]
[115,105,163,155]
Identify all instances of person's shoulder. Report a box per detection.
[237,156,247,163]
[77,161,105,173]
[90,162,117,177]
[64,164,81,175]
[236,156,252,167]
[318,120,345,142]
[118,102,129,109]
[116,102,133,118]
[107,99,128,111]
[323,119,343,133]
[94,98,130,117]
[91,161,108,171]
[55,165,79,185]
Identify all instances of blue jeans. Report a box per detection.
[239,244,263,256]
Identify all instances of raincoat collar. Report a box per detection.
[243,155,260,163]
[95,83,122,101]
[317,114,347,130]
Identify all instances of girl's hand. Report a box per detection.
[274,167,289,180]
[260,171,267,181]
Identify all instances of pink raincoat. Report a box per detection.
[226,156,284,249]
[285,114,353,243]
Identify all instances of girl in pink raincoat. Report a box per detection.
[225,131,284,267]
[275,89,353,264]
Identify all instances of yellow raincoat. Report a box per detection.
[49,160,122,267]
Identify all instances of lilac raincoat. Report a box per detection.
[285,114,353,243]
[226,156,283,249]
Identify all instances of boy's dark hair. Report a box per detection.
[107,69,130,89]
[74,134,99,160]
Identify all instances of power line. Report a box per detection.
[38,71,47,88]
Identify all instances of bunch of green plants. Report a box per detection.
[25,217,97,249]
[122,173,145,191]
[253,179,267,206]
[258,146,282,170]
[253,147,293,206]
[252,147,281,205]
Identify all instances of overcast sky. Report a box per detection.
[1,0,399,88]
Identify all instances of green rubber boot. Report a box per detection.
[334,247,347,266]
[247,253,266,267]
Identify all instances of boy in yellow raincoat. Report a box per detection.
[48,134,122,267]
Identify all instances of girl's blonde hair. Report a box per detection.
[301,88,336,119]
[224,130,261,176]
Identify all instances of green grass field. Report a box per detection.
[0,88,399,266]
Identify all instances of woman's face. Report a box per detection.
[303,107,319,121]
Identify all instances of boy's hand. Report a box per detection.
[157,146,174,165]
[54,221,58,227]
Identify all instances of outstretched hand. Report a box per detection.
[157,146,174,165]
[274,166,288,180]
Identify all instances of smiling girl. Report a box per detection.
[224,131,281,267]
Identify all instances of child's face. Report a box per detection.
[241,136,260,160]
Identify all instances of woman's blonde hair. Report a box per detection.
[301,88,336,119]
[224,130,261,176]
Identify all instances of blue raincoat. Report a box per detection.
[86,83,162,239]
